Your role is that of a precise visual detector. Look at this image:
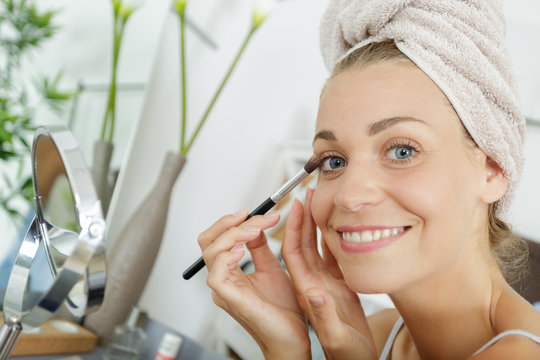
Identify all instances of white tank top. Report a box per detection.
[379,317,540,359]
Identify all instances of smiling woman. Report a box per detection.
[312,58,497,294]
[317,40,529,286]
[197,1,540,359]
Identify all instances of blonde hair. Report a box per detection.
[332,40,528,283]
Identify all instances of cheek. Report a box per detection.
[389,169,447,217]
[386,159,479,243]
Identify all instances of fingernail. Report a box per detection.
[234,209,247,217]
[264,211,278,218]
[244,227,260,233]
[306,293,324,307]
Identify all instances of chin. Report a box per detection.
[340,263,414,295]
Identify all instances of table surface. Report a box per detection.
[12,318,228,360]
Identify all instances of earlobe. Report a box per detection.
[480,158,508,203]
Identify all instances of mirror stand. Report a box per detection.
[0,125,106,359]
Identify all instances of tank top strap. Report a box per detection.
[379,317,404,360]
[378,318,540,358]
[472,329,540,356]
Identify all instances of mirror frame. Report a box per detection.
[3,125,106,327]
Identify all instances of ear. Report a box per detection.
[479,157,508,204]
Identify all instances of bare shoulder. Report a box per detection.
[471,287,540,359]
[367,308,401,355]
[495,287,540,334]
[469,334,540,359]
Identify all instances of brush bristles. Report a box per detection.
[303,155,320,173]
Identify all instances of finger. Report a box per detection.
[300,188,321,268]
[207,245,246,309]
[244,212,283,273]
[303,288,350,346]
[281,199,312,286]
[321,235,343,280]
[203,226,260,270]
[243,212,280,250]
[198,209,249,250]
[205,212,281,271]
[247,232,284,273]
[305,288,374,359]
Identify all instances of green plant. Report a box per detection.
[0,0,77,224]
[100,0,142,143]
[175,0,275,156]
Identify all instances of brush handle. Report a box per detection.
[182,198,276,280]
[182,256,205,280]
[247,197,276,219]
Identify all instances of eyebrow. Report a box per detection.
[367,116,428,136]
[313,116,428,143]
[312,129,337,143]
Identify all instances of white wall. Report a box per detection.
[504,1,540,239]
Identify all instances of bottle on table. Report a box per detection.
[104,306,147,360]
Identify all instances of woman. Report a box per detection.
[199,1,540,358]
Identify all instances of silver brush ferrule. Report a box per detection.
[270,169,309,203]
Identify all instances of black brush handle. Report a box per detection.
[182,256,205,280]
[246,197,276,220]
[182,198,276,280]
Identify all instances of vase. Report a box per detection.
[83,151,186,345]
[92,140,114,216]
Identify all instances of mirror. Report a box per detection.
[0,125,106,359]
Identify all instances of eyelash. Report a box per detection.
[384,139,421,164]
[318,151,346,175]
[317,139,421,174]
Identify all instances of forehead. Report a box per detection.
[317,63,458,132]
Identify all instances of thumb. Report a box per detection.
[305,289,374,359]
[304,289,348,342]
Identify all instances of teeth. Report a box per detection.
[361,231,372,242]
[342,227,406,243]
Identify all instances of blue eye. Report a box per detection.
[321,156,347,171]
[388,146,414,160]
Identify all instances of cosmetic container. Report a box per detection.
[103,307,147,360]
[154,332,182,360]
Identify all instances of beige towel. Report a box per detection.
[320,0,525,217]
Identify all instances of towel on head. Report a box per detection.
[320,0,525,217]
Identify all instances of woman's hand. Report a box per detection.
[282,189,377,360]
[200,210,311,359]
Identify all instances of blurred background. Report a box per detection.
[0,0,539,357]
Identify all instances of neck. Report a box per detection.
[389,242,507,359]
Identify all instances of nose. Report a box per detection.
[333,161,384,212]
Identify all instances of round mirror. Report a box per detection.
[0,125,106,359]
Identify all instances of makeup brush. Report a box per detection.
[182,155,320,280]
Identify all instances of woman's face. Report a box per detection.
[311,63,491,294]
